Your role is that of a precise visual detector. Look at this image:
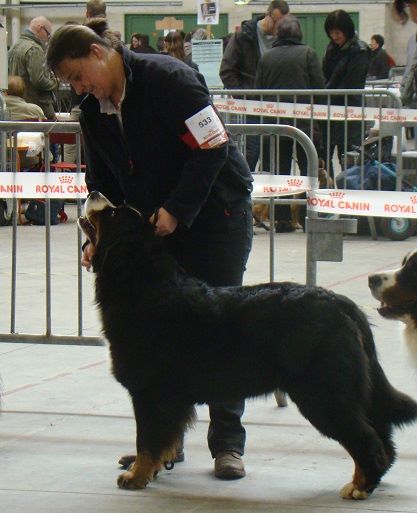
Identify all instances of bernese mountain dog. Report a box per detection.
[369,249,417,363]
[79,191,417,500]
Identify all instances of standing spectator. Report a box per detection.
[255,15,325,232]
[321,10,369,176]
[8,16,58,119]
[220,0,289,90]
[394,1,417,107]
[163,31,199,70]
[219,0,290,172]
[47,19,253,481]
[130,33,157,54]
[156,36,165,53]
[367,34,391,80]
[85,0,106,19]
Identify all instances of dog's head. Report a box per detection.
[368,249,417,325]
[78,191,148,273]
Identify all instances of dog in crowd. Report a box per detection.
[253,159,333,231]
[369,249,417,363]
[79,191,417,500]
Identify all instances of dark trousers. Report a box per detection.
[320,121,364,178]
[244,115,261,173]
[166,197,253,457]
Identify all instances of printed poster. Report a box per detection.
[197,0,219,25]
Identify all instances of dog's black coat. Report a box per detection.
[84,195,417,498]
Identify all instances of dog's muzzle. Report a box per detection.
[85,191,117,218]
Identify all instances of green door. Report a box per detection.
[125,14,229,50]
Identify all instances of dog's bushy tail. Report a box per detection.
[338,293,417,427]
[371,359,417,427]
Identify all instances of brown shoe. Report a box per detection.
[214,451,246,480]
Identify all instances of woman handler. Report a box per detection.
[47,19,253,480]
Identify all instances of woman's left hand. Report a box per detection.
[150,207,178,236]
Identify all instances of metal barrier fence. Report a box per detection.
[1,120,343,345]
[211,88,417,240]
[209,88,403,186]
[0,119,360,346]
[0,120,101,346]
[2,89,416,345]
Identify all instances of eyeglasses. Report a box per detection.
[42,26,51,40]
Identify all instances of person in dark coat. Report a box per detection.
[219,0,289,172]
[367,34,391,80]
[130,33,157,54]
[321,9,370,176]
[256,15,325,232]
[46,19,253,481]
[219,0,289,89]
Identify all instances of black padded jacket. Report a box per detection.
[322,35,370,106]
[79,48,252,228]
[219,17,262,89]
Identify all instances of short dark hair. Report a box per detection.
[371,34,384,48]
[156,36,165,52]
[267,0,290,16]
[138,33,150,46]
[276,14,302,42]
[130,33,150,47]
[324,10,355,40]
[86,0,106,18]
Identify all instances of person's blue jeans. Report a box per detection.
[166,197,253,456]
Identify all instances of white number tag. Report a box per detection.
[185,105,228,149]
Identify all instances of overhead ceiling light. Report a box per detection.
[234,0,250,5]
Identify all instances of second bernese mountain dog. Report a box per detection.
[369,249,417,362]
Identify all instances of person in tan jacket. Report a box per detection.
[4,75,46,121]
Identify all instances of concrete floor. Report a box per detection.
[1,208,417,513]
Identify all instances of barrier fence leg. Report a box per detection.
[306,217,358,286]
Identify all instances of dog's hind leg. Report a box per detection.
[337,425,390,500]
[117,394,195,490]
[288,387,390,500]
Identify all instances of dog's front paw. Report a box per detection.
[117,470,148,490]
[340,482,369,500]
